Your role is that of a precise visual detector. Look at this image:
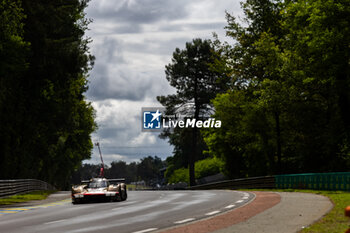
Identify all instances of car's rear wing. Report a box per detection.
[79,178,126,185]
[108,178,126,183]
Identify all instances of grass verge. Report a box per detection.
[240,189,350,233]
[127,184,153,190]
[0,190,55,206]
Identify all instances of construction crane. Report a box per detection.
[95,142,105,178]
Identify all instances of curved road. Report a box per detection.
[0,190,253,233]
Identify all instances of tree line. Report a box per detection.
[72,156,165,186]
[159,0,350,184]
[0,0,95,188]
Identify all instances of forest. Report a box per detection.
[0,0,95,188]
[160,0,350,185]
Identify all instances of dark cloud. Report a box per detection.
[158,22,227,33]
[91,37,126,64]
[86,35,176,101]
[110,36,194,57]
[111,24,142,34]
[87,65,173,101]
[87,0,190,25]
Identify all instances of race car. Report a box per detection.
[71,178,127,204]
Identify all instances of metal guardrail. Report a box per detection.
[188,172,350,191]
[189,176,275,190]
[0,179,55,198]
[276,172,350,191]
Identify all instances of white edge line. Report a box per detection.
[44,219,67,225]
[225,204,236,209]
[174,218,196,224]
[132,228,158,233]
[225,191,257,212]
[205,210,221,216]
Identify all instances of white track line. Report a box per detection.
[174,218,196,224]
[242,196,249,199]
[205,210,221,216]
[44,219,67,225]
[225,204,236,209]
[132,228,158,233]
[235,200,244,203]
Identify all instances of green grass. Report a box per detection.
[300,190,349,233]
[127,184,137,190]
[240,189,350,233]
[0,190,55,206]
[127,184,151,190]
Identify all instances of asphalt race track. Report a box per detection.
[0,190,253,233]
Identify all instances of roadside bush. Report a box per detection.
[167,167,189,184]
[167,157,224,184]
[164,164,175,180]
[195,157,224,178]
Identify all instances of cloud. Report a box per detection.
[86,36,175,101]
[87,99,172,164]
[87,65,175,101]
[84,0,242,165]
[87,0,190,25]
[131,133,157,146]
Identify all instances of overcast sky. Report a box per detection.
[83,0,242,165]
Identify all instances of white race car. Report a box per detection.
[72,178,127,204]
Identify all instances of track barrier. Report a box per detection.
[189,172,350,191]
[0,179,55,198]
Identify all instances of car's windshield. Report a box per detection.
[88,180,108,188]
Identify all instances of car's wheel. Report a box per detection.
[121,188,127,201]
[72,198,81,204]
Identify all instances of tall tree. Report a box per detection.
[0,0,96,188]
[136,156,164,185]
[203,0,285,177]
[280,0,350,171]
[23,0,96,188]
[157,38,227,186]
[106,161,137,183]
[0,0,30,178]
[204,0,350,178]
